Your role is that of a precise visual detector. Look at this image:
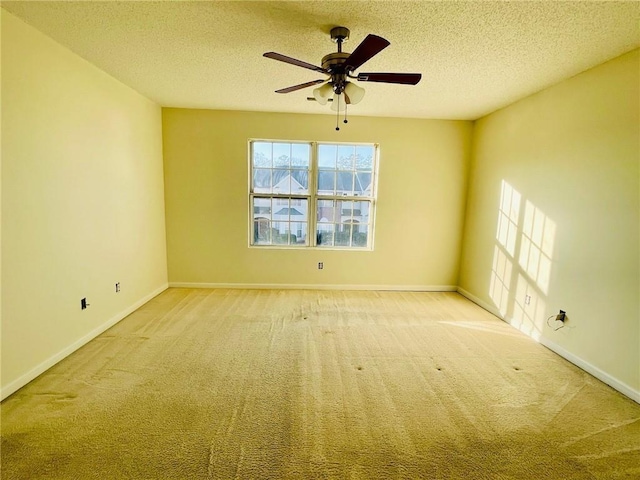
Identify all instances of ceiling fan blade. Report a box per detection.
[357,73,422,85]
[343,34,390,71]
[264,52,326,73]
[275,79,326,94]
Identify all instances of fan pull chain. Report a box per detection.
[344,101,348,124]
[335,94,340,131]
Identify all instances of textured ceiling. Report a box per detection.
[2,1,639,120]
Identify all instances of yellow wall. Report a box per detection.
[162,109,472,288]
[1,11,168,397]
[459,50,640,393]
[0,9,4,387]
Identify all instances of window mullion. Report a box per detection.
[310,142,318,247]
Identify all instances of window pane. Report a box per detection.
[271,221,286,244]
[317,199,337,222]
[335,224,352,246]
[253,197,272,218]
[291,169,309,194]
[353,201,370,224]
[253,142,272,167]
[254,218,271,244]
[273,143,290,167]
[273,169,290,193]
[296,199,308,218]
[318,144,337,169]
[354,172,372,195]
[291,222,307,244]
[352,228,368,247]
[355,146,374,171]
[337,145,355,170]
[318,171,336,195]
[316,224,335,246]
[253,169,272,193]
[337,171,354,196]
[291,144,310,167]
[339,200,353,220]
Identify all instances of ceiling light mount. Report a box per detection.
[330,26,350,53]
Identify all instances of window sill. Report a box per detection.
[248,244,373,252]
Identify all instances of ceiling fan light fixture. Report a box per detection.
[313,82,333,105]
[330,93,347,112]
[344,82,365,104]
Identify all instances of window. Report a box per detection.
[249,140,378,249]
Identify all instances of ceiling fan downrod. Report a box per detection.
[331,26,350,53]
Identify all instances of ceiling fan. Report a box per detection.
[263,27,422,129]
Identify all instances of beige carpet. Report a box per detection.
[2,289,639,479]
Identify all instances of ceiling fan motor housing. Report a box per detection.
[321,53,350,93]
[321,52,350,73]
[321,52,350,93]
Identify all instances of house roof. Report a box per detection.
[274,208,304,216]
[3,1,638,120]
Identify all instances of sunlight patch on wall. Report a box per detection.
[512,274,546,340]
[489,180,556,339]
[490,246,513,316]
[496,181,521,256]
[519,200,556,295]
[490,180,520,316]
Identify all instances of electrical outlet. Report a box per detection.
[318,262,324,270]
[115,282,120,293]
[81,298,89,310]
[556,310,566,322]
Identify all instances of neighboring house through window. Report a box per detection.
[249,140,378,249]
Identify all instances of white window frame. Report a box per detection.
[248,139,379,250]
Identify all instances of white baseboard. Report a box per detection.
[457,286,640,405]
[539,337,640,404]
[1,283,168,401]
[456,287,503,319]
[169,282,458,292]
